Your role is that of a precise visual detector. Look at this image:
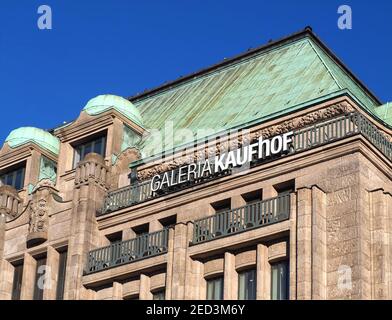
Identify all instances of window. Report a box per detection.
[211,199,231,214]
[238,269,256,300]
[0,165,25,190]
[242,189,263,204]
[33,256,47,300]
[11,261,24,300]
[56,249,68,300]
[73,135,106,168]
[159,215,177,229]
[206,276,223,300]
[152,289,165,300]
[274,180,295,196]
[132,223,149,236]
[271,260,289,300]
[106,231,123,244]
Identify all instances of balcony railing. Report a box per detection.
[99,112,392,215]
[85,228,169,274]
[101,180,152,214]
[192,194,291,244]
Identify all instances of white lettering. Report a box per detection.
[151,175,161,192]
[214,153,227,172]
[271,136,283,154]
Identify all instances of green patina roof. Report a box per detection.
[374,102,392,125]
[5,127,60,155]
[129,30,381,163]
[84,94,143,127]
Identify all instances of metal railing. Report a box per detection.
[85,228,169,274]
[99,112,392,215]
[290,112,392,159]
[100,180,153,214]
[192,194,291,244]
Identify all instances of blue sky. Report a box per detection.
[0,0,391,143]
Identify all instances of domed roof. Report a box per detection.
[83,94,143,126]
[5,127,60,155]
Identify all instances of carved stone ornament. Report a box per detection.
[137,102,359,180]
[27,188,51,247]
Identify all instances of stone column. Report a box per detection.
[20,253,37,300]
[43,246,60,300]
[184,222,201,300]
[0,213,5,260]
[0,259,14,299]
[170,223,189,299]
[165,228,174,300]
[289,192,297,300]
[122,228,136,241]
[256,244,270,300]
[149,220,163,233]
[184,258,205,300]
[112,282,123,300]
[311,186,327,299]
[223,252,237,300]
[231,195,245,209]
[296,187,312,300]
[263,186,278,199]
[63,153,109,300]
[369,189,391,299]
[139,274,152,300]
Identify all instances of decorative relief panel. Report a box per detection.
[27,186,52,247]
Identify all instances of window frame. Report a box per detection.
[271,260,289,300]
[72,135,107,168]
[0,165,26,191]
[152,289,166,300]
[33,255,47,300]
[11,260,24,300]
[238,268,257,300]
[56,249,68,300]
[206,276,224,300]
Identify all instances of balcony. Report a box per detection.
[99,112,392,216]
[85,228,169,274]
[192,194,291,244]
[101,180,153,215]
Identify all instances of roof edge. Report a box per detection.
[128,27,382,106]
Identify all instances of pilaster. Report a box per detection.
[256,244,270,300]
[63,153,109,300]
[223,252,237,299]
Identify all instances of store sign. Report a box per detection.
[151,131,293,192]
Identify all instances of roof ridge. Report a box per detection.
[307,39,343,90]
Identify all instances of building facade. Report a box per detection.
[0,28,391,300]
